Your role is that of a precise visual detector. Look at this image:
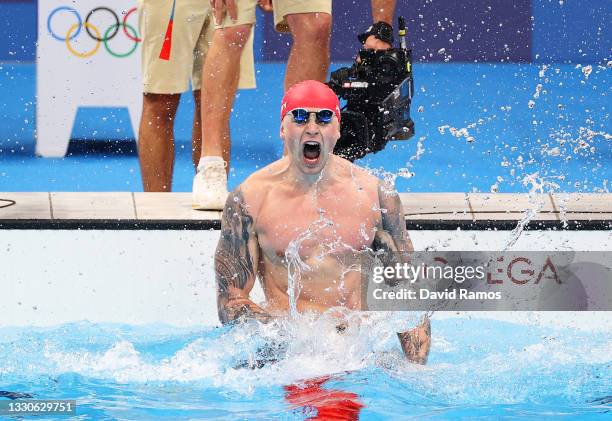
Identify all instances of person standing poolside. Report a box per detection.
[214,80,431,364]
[137,0,255,191]
[193,0,399,209]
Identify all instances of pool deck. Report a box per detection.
[1,192,610,230]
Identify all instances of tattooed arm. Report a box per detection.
[373,181,430,364]
[373,180,413,265]
[215,188,271,325]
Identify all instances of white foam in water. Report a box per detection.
[39,312,423,394]
[45,338,220,384]
[24,311,608,405]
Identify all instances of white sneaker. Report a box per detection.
[192,160,228,210]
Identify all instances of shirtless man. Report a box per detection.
[214,80,430,364]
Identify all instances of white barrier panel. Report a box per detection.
[36,1,142,157]
[0,230,610,327]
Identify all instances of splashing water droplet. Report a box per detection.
[582,65,592,80]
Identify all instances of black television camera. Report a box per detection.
[328,18,414,161]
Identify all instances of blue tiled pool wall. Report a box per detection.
[1,0,610,63]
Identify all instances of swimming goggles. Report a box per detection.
[290,108,334,125]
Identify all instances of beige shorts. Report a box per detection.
[215,0,332,33]
[139,0,255,94]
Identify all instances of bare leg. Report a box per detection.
[371,0,396,24]
[397,315,431,364]
[138,93,180,191]
[192,89,202,170]
[201,25,252,174]
[284,13,332,90]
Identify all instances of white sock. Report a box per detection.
[198,156,225,169]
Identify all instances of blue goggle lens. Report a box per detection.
[290,109,334,125]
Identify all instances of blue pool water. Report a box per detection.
[0,62,609,193]
[1,316,610,419]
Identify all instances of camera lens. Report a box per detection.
[378,54,399,78]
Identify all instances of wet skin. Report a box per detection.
[214,111,430,364]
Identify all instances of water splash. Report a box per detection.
[437,114,495,144]
[3,316,609,413]
[502,172,562,250]
[285,219,319,317]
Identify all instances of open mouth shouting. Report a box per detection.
[302,141,322,166]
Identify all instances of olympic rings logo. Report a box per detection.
[47,6,141,58]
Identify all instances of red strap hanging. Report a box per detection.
[159,0,176,60]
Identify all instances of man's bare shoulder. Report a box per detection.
[235,159,286,219]
[245,159,286,185]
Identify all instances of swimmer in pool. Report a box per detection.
[214,80,430,364]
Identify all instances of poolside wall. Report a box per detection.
[1,192,610,326]
[1,0,610,63]
[1,229,611,327]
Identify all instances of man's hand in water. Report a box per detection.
[397,316,431,364]
[226,297,273,323]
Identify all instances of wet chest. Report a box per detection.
[256,192,380,262]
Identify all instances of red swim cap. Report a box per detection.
[280,80,341,122]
